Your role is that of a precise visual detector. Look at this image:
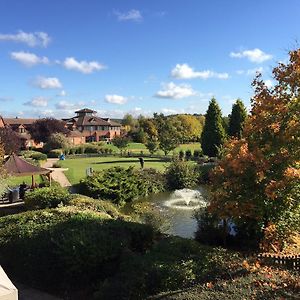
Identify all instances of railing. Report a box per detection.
[258,253,300,270]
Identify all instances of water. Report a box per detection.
[136,186,208,239]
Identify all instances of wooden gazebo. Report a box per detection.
[4,153,52,188]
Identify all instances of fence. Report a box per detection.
[258,253,300,270]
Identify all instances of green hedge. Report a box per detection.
[0,207,155,294]
[24,186,71,209]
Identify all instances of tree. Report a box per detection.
[122,114,136,129]
[44,133,71,152]
[29,118,69,143]
[0,127,21,154]
[228,99,247,138]
[171,114,203,143]
[145,138,159,155]
[208,49,300,250]
[112,136,130,154]
[0,142,7,197]
[154,114,180,156]
[201,98,226,157]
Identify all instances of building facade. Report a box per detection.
[63,108,121,144]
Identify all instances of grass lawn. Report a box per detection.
[6,175,44,187]
[57,156,170,184]
[101,142,201,155]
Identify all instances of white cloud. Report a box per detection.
[10,51,49,67]
[114,9,143,22]
[105,94,128,105]
[33,76,62,89]
[63,57,106,74]
[230,48,272,63]
[55,100,76,110]
[24,96,48,107]
[236,67,264,76]
[0,30,50,47]
[155,82,196,99]
[171,64,229,80]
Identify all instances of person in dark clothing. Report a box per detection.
[138,157,144,169]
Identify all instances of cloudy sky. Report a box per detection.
[0,0,299,119]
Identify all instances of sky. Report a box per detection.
[0,0,299,119]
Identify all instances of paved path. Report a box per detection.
[43,158,71,188]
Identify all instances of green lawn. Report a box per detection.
[57,156,170,184]
[7,175,44,187]
[101,142,201,155]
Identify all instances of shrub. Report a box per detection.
[24,186,71,209]
[179,150,184,160]
[30,152,47,161]
[85,145,99,153]
[165,160,197,190]
[79,167,165,206]
[185,149,192,160]
[193,149,202,159]
[47,149,62,158]
[0,208,155,294]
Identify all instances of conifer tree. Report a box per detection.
[228,99,247,138]
[201,98,226,157]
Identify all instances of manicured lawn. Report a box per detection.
[7,175,43,187]
[57,156,170,184]
[101,142,201,155]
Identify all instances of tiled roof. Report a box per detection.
[75,108,96,114]
[3,118,37,125]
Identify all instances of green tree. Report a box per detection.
[112,136,130,154]
[201,98,226,157]
[145,138,159,155]
[154,114,180,156]
[228,99,247,138]
[44,133,71,152]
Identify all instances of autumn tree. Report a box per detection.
[0,127,21,154]
[29,118,69,143]
[228,99,247,138]
[208,49,300,250]
[201,98,226,157]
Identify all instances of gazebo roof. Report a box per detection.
[4,153,51,177]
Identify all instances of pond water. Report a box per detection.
[136,186,209,239]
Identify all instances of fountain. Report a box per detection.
[163,188,207,210]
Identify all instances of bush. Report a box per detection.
[79,167,165,206]
[165,160,197,190]
[0,208,155,294]
[185,149,192,160]
[30,152,47,161]
[48,149,62,158]
[85,145,99,153]
[193,149,202,159]
[24,186,71,209]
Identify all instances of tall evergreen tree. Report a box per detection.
[201,98,226,157]
[228,99,247,138]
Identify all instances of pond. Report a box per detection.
[136,186,209,239]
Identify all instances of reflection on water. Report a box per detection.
[137,186,208,239]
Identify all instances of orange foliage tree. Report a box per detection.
[208,49,300,250]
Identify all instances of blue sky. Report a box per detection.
[0,0,299,119]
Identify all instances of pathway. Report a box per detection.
[43,158,71,187]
